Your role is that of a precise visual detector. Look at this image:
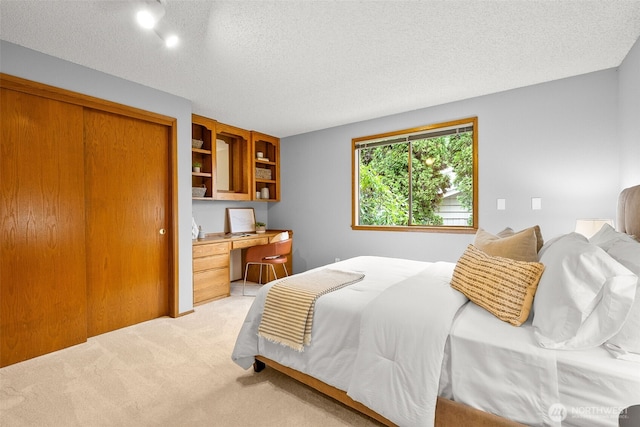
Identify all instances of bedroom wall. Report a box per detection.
[271,69,621,272]
[618,36,640,189]
[3,37,635,294]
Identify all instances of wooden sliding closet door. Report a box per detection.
[84,109,170,337]
[0,89,88,367]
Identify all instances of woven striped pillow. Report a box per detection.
[451,244,545,326]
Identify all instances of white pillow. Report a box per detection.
[590,223,637,251]
[591,233,640,361]
[532,233,637,350]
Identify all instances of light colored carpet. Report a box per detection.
[0,282,379,427]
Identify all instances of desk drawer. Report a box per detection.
[233,237,269,249]
[193,253,229,272]
[193,242,229,258]
[193,268,229,302]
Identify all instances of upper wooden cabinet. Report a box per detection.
[191,115,216,200]
[251,131,280,202]
[214,122,251,201]
[191,115,280,202]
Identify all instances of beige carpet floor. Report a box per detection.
[0,282,379,427]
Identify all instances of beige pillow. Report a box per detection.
[474,227,539,262]
[451,244,545,326]
[497,225,544,253]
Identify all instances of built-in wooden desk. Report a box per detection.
[192,230,292,304]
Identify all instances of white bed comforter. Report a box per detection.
[232,256,468,427]
[347,262,468,426]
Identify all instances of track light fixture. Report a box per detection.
[135,0,179,48]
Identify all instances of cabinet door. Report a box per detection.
[84,109,170,337]
[251,131,280,202]
[193,268,230,302]
[192,242,230,304]
[193,242,228,258]
[193,253,229,272]
[0,88,88,367]
[191,115,215,199]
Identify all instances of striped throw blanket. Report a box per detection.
[258,269,365,351]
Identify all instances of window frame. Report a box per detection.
[351,117,478,233]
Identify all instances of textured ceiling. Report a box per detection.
[2,1,640,137]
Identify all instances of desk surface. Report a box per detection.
[192,230,289,246]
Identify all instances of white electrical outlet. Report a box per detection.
[531,197,542,210]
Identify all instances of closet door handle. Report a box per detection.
[159,229,166,235]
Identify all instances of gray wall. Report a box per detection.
[619,36,640,188]
[3,35,638,304]
[192,201,268,235]
[272,69,624,273]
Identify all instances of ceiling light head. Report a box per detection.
[136,1,166,30]
[154,24,179,48]
[136,9,156,29]
[164,34,179,48]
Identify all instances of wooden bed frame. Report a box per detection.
[254,356,524,427]
[252,185,640,427]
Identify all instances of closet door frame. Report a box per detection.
[0,73,180,318]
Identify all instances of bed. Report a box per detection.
[232,185,640,427]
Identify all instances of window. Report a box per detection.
[352,117,477,232]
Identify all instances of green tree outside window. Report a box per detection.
[353,118,477,232]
